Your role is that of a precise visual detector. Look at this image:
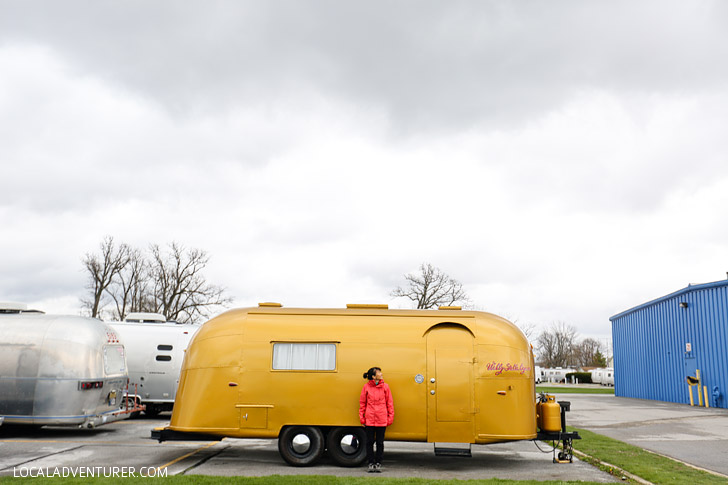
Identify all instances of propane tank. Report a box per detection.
[537,394,561,433]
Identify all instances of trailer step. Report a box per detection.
[152,427,223,443]
[434,443,472,457]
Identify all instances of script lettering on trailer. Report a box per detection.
[486,361,531,376]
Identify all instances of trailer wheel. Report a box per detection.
[122,397,141,419]
[326,427,367,467]
[144,404,160,417]
[278,426,325,466]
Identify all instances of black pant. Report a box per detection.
[365,426,386,464]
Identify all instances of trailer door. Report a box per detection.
[426,324,474,442]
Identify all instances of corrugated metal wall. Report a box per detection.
[611,280,728,409]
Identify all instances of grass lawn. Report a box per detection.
[0,476,612,485]
[568,427,727,484]
[536,386,614,395]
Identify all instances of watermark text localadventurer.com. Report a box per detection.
[13,466,167,478]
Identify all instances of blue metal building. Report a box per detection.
[610,279,728,409]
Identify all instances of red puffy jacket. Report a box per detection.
[359,379,394,427]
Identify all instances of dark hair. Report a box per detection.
[363,367,382,380]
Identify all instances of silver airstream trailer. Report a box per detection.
[110,313,199,416]
[591,368,604,385]
[0,303,131,428]
[602,367,614,387]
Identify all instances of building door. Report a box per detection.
[681,293,699,404]
[426,324,474,443]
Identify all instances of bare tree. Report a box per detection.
[536,321,578,368]
[573,338,607,367]
[500,313,538,342]
[148,243,232,323]
[517,322,538,341]
[108,247,148,321]
[82,238,231,323]
[391,263,469,309]
[81,236,130,318]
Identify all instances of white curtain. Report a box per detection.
[272,343,336,370]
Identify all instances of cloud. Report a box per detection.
[1,1,728,344]
[0,44,383,213]
[3,1,727,132]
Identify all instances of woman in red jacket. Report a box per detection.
[359,366,394,473]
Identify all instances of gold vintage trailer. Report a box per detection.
[154,304,577,466]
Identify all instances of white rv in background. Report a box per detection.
[601,367,614,386]
[591,368,604,385]
[110,313,199,416]
[541,367,576,383]
[589,367,614,386]
[534,365,544,383]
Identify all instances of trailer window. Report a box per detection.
[272,343,336,371]
[157,345,173,351]
[103,345,126,375]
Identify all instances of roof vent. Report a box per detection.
[0,302,28,312]
[0,302,44,314]
[124,312,167,323]
[346,304,388,310]
[439,306,462,310]
[258,302,282,307]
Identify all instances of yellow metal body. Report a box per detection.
[168,306,537,444]
[537,395,561,432]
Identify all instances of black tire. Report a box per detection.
[122,397,141,419]
[326,427,367,467]
[144,404,160,417]
[278,426,325,466]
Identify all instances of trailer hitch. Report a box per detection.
[535,400,581,463]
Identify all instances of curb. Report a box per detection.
[641,448,728,480]
[571,448,653,485]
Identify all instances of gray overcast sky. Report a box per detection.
[1,1,727,342]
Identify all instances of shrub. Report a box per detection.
[565,372,592,384]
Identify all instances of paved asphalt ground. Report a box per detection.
[564,392,728,478]
[0,417,613,481]
[1,393,725,481]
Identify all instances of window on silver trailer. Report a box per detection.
[103,345,126,374]
[272,343,336,371]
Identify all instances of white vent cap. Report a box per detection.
[0,302,44,314]
[124,312,167,323]
[0,302,28,311]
